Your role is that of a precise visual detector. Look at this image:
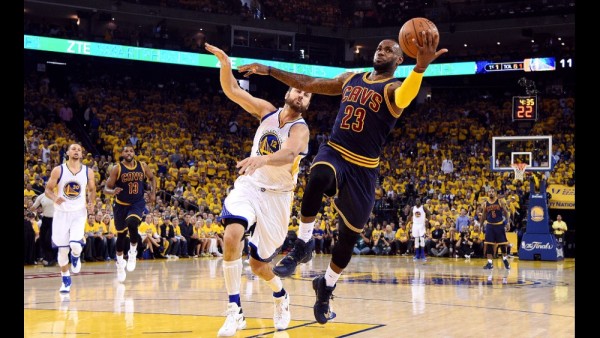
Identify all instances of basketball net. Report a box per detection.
[511,163,529,181]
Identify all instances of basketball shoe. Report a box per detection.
[503,258,511,270]
[127,249,137,272]
[218,303,247,336]
[483,262,494,269]
[116,259,127,282]
[70,254,81,273]
[273,238,314,277]
[59,276,72,293]
[273,293,291,330]
[312,276,336,325]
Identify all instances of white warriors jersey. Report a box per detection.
[246,108,308,191]
[412,205,426,228]
[54,163,89,212]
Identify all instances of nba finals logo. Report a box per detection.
[63,181,82,200]
[530,206,544,222]
[258,132,281,155]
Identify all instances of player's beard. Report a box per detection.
[373,59,396,72]
[285,97,308,113]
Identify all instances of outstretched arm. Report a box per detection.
[236,123,310,175]
[205,43,275,119]
[238,63,352,96]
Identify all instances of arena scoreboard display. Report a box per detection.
[477,57,555,74]
[512,96,538,121]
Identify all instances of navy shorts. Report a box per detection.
[113,199,146,232]
[311,144,378,233]
[484,223,509,244]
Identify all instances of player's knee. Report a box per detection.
[419,237,425,247]
[126,217,141,243]
[331,229,360,269]
[306,165,336,194]
[58,247,70,266]
[301,166,336,217]
[69,241,82,256]
[223,232,242,250]
[304,165,336,200]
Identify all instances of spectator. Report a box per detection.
[552,214,568,243]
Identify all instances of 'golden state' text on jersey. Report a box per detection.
[247,108,308,191]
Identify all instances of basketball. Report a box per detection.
[398,17,439,59]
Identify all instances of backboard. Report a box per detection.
[491,135,553,172]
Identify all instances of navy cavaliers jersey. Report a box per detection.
[115,160,146,205]
[484,199,504,224]
[328,72,400,168]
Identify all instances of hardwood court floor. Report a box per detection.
[24,255,575,338]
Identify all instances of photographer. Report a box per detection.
[456,230,475,259]
[353,227,371,255]
[431,235,449,257]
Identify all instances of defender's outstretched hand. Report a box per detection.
[205,43,229,63]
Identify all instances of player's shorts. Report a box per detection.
[312,143,378,233]
[51,208,87,247]
[220,176,293,262]
[113,199,146,232]
[484,222,509,244]
[412,223,426,238]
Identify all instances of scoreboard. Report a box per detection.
[512,96,538,121]
[477,57,556,74]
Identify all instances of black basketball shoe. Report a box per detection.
[312,276,336,324]
[272,238,315,277]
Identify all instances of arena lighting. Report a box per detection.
[24,35,556,78]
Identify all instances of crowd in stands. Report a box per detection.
[125,0,575,28]
[23,64,574,264]
[24,0,574,66]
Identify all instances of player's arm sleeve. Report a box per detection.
[394,70,424,108]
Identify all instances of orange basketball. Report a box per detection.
[398,17,438,59]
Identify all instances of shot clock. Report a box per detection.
[512,96,537,121]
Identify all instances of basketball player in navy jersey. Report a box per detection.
[45,143,96,293]
[239,30,446,323]
[480,187,511,270]
[104,144,156,282]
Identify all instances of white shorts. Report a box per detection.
[412,223,426,238]
[52,208,87,247]
[221,177,292,261]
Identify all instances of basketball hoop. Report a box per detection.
[511,163,529,181]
